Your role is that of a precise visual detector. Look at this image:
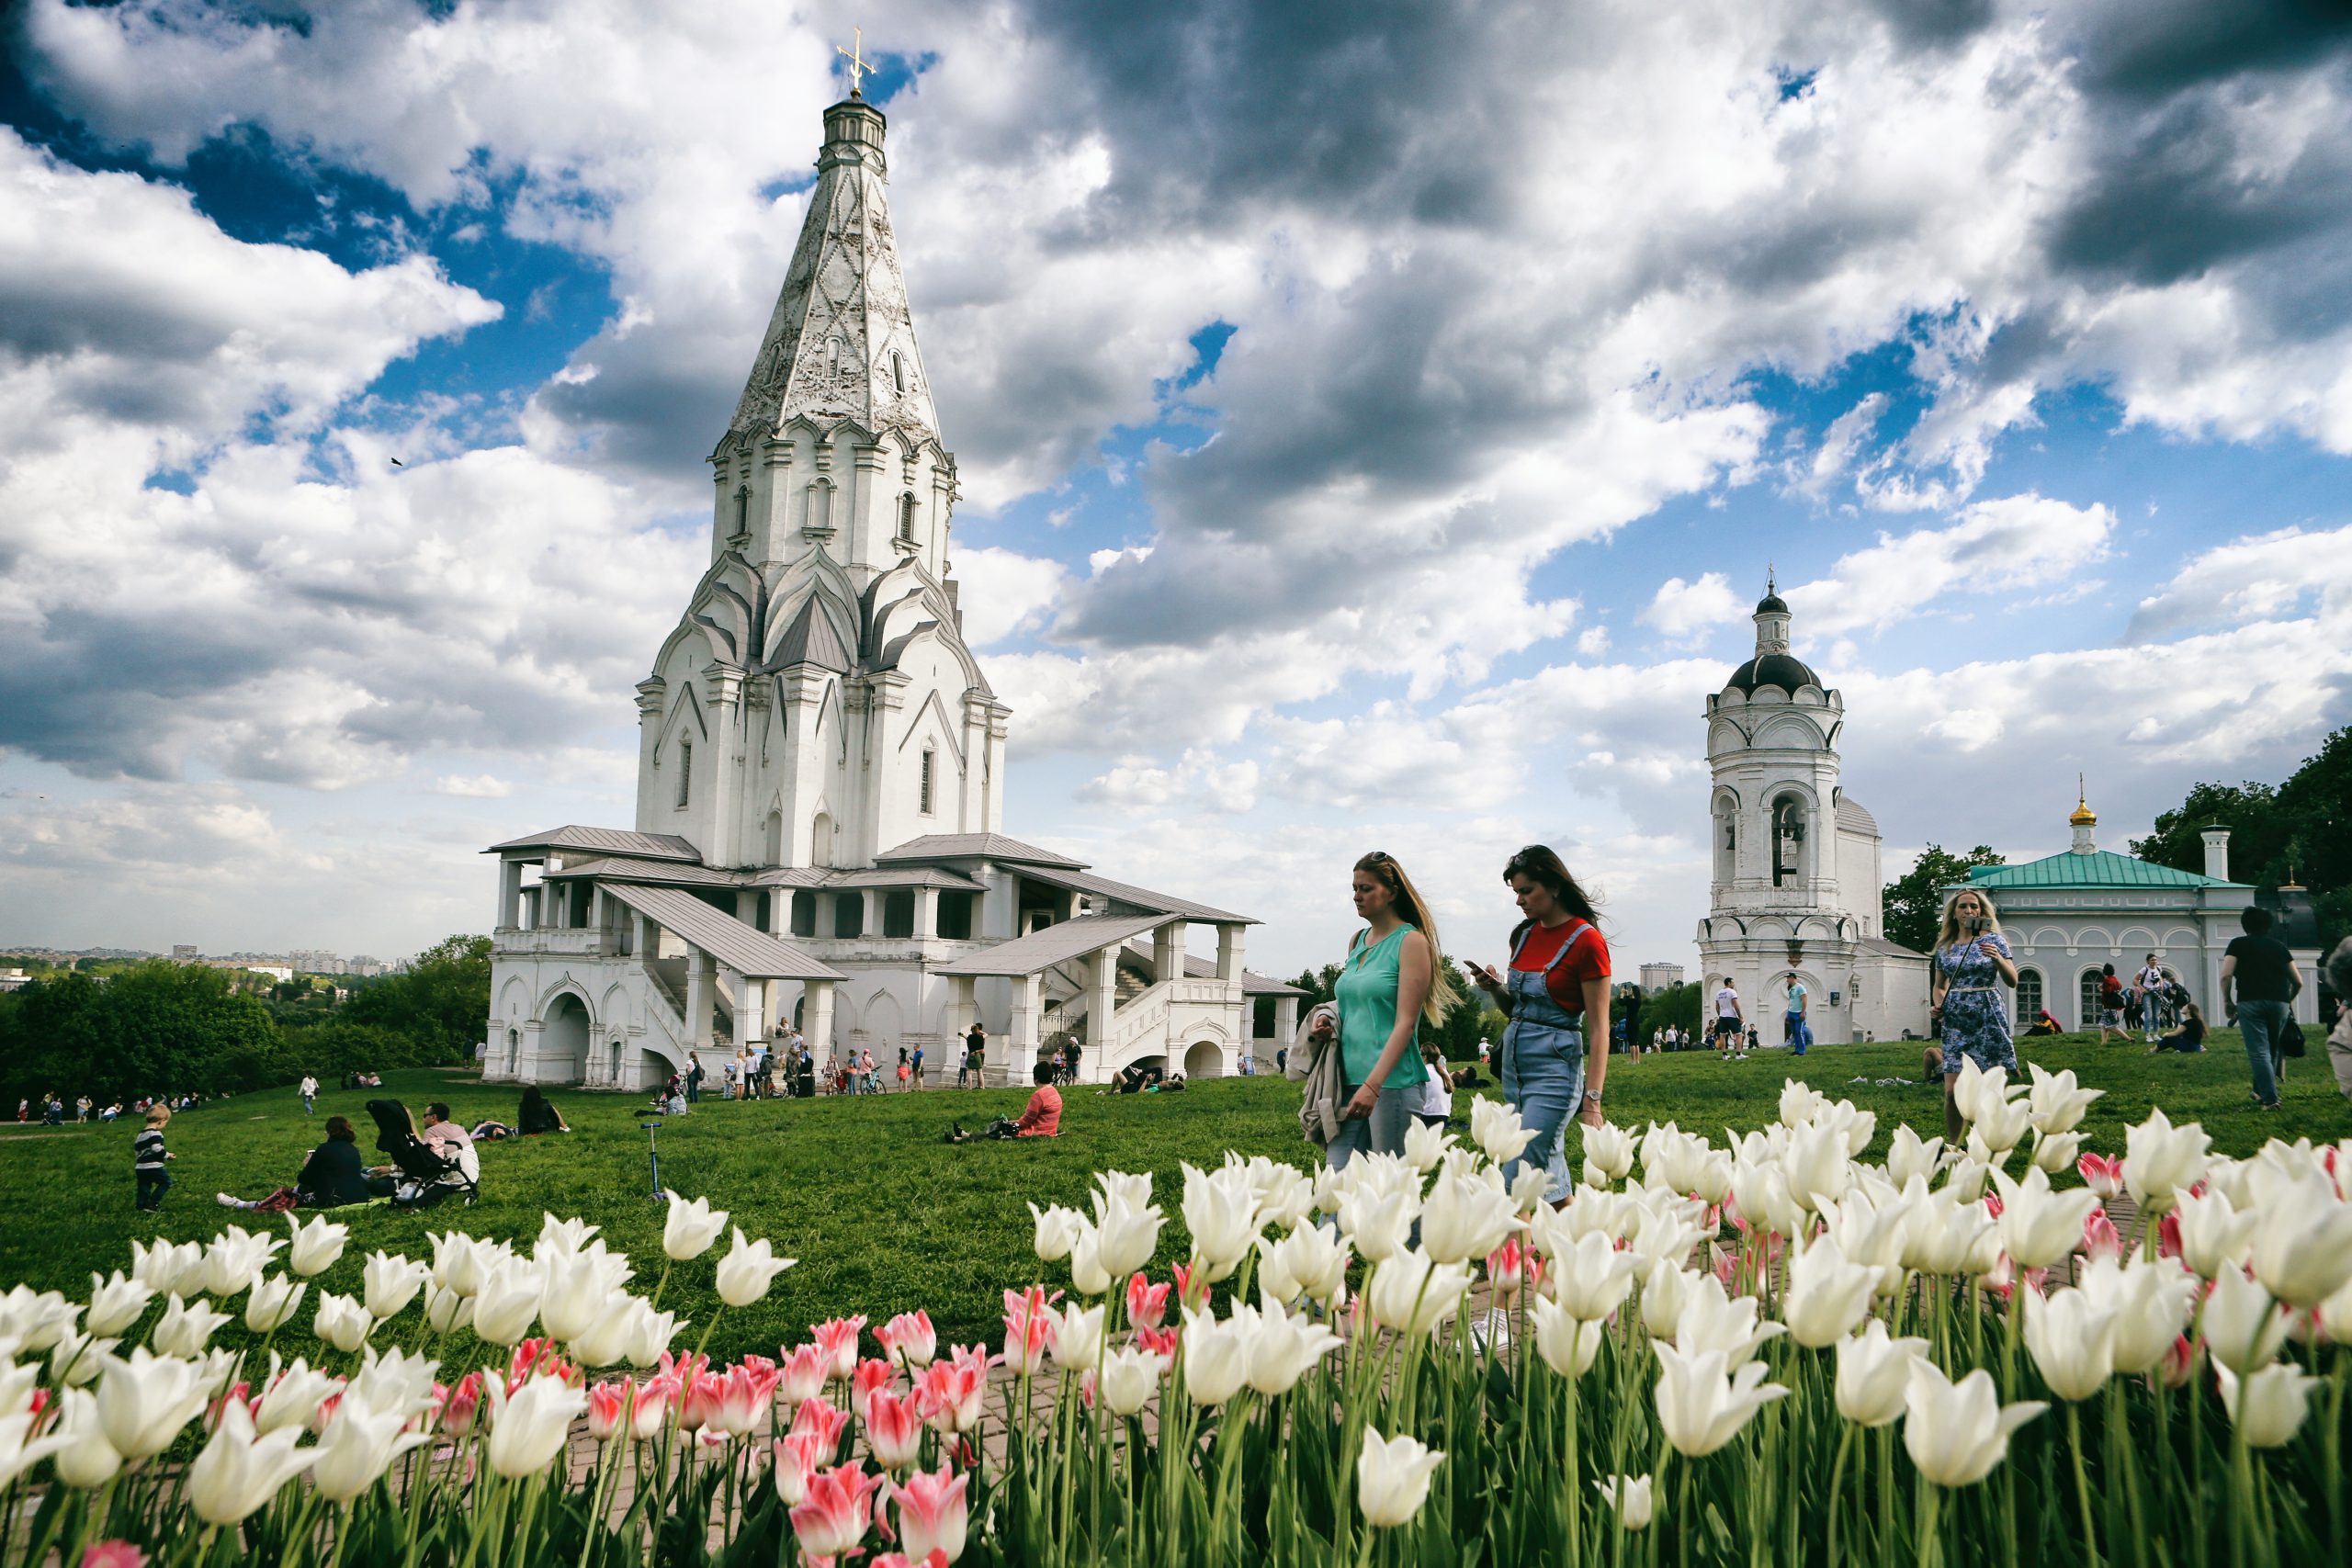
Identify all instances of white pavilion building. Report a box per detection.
[481,91,1298,1091]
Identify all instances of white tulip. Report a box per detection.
[1356,1427,1445,1528]
[1727,1161,1803,1238]
[1778,1078,1827,1128]
[1942,1155,1992,1205]
[1819,1191,1910,1300]
[187,1400,316,1526]
[285,1213,349,1278]
[1049,1303,1105,1372]
[2173,1190,2258,1280]
[1182,1161,1264,1280]
[130,1238,209,1300]
[2201,1267,2291,1373]
[50,1327,119,1388]
[243,1274,308,1335]
[1640,1261,1702,1340]
[2074,1257,2199,1376]
[151,1293,232,1358]
[312,1395,434,1503]
[428,1231,487,1297]
[2023,1288,2117,1401]
[482,1373,586,1479]
[533,1213,599,1259]
[1990,1168,2102,1270]
[1835,1320,1928,1427]
[537,1249,614,1342]
[1532,1296,1606,1378]
[1258,1224,1351,1309]
[1899,1184,1993,1276]
[1066,1224,1114,1297]
[0,1403,71,1490]
[1782,1122,1854,1215]
[2025,1064,2102,1136]
[1972,1097,2035,1156]
[714,1227,796,1308]
[347,1347,440,1418]
[85,1271,155,1337]
[1653,1343,1789,1457]
[624,1303,684,1369]
[1179,1305,1249,1405]
[469,1258,545,1347]
[96,1347,212,1459]
[1885,1126,1944,1190]
[361,1251,429,1321]
[1418,1168,1524,1266]
[1592,1474,1655,1529]
[1367,1249,1474,1339]
[1675,1274,1785,1365]
[47,1388,120,1489]
[1239,1296,1344,1395]
[1097,1346,1165,1416]
[662,1191,730,1261]
[1782,1235,1877,1348]
[1949,1059,2015,1127]
[423,1282,475,1337]
[1623,1203,1707,1273]
[1340,1187,1419,1266]
[1547,1229,1637,1324]
[2031,1131,2085,1177]
[2213,1361,2317,1449]
[2318,1273,2352,1345]
[1403,1118,1454,1173]
[1581,1122,1635,1185]
[1091,1187,1166,1280]
[202,1226,283,1299]
[1902,1361,2044,1486]
[2121,1109,2211,1215]
[1471,1098,1539,1166]
[2249,1195,2352,1309]
[566,1297,639,1369]
[1818,1101,1878,1158]
[1686,1148,1736,1207]
[254,1355,342,1435]
[313,1292,375,1355]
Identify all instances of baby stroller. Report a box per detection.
[366,1100,479,1211]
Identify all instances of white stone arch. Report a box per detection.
[535,977,598,1029]
[2075,926,2116,953]
[1764,968,1824,1039]
[2024,926,2070,953]
[1707,719,1751,758]
[2159,926,2199,950]
[1752,714,1825,751]
[1711,786,1740,883]
[862,987,904,1051]
[810,807,836,867]
[539,990,594,1086]
[1183,1039,1227,1079]
[598,982,634,1031]
[497,975,530,1021]
[2117,928,2160,955]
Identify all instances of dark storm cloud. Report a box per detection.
[2064,0,2352,98]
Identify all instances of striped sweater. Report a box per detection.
[133,1128,168,1171]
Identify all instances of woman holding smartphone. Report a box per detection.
[1470,844,1611,1205]
[1931,888,2019,1142]
[1322,851,1459,1169]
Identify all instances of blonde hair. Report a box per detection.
[1354,852,1465,1028]
[145,1106,171,1127]
[1936,887,2003,948]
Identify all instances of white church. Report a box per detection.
[481,89,1299,1092]
[1694,584,1933,1043]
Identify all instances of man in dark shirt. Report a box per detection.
[2222,905,2303,1111]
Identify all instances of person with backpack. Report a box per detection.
[2094,964,2127,1044]
[2222,906,2304,1111]
[1469,844,1610,1204]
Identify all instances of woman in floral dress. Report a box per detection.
[1933,887,2018,1142]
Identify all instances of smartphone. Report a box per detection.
[1966,917,1989,939]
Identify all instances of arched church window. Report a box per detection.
[919,748,936,814]
[2077,971,2105,1032]
[1770,797,1805,886]
[828,338,842,378]
[2015,968,2043,1026]
[890,351,907,393]
[806,480,832,533]
[899,492,918,543]
[676,740,692,807]
[733,486,751,536]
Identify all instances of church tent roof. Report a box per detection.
[1023,864,1256,925]
[484,825,701,863]
[933,914,1166,977]
[876,833,1087,870]
[770,596,854,672]
[1964,851,2243,891]
[599,883,844,981]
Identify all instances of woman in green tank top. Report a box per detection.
[1324,852,1463,1169]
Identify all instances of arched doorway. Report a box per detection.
[542,995,591,1084]
[1183,1039,1224,1079]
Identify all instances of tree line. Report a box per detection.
[0,935,493,1105]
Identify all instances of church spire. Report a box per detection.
[2069,778,2098,854]
[726,91,938,445]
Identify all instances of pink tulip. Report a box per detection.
[890,1466,971,1565]
[851,1358,896,1426]
[778,1344,830,1404]
[1000,1288,1059,1379]
[812,1316,868,1381]
[865,1388,924,1472]
[2077,1153,2125,1201]
[81,1545,146,1568]
[586,1380,629,1442]
[439,1373,483,1437]
[790,1463,882,1562]
[1171,1262,1209,1312]
[1487,1240,1526,1299]
[716,1362,783,1438]
[679,1371,724,1433]
[2158,1211,2184,1260]
[912,1348,989,1435]
[774,1432,826,1506]
[630,1374,674,1441]
[309,1389,344,1438]
[659,1348,710,1386]
[1135,1325,1181,1360]
[2083,1211,2123,1263]
[1125,1274,1170,1332]
[507,1337,573,1389]
[790,1396,851,1458]
[2159,1335,2203,1390]
[878,1311,938,1370]
[868,1554,951,1568]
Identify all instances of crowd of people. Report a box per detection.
[20,1089,222,1125]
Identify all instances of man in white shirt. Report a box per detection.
[1713,979,1746,1059]
[299,1074,318,1114]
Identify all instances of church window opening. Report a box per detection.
[733,486,751,536]
[883,889,915,939]
[2078,970,2105,1032]
[899,492,918,544]
[806,480,833,533]
[675,740,693,807]
[790,890,818,938]
[828,338,842,378]
[936,889,975,941]
[2015,967,2043,1026]
[1770,797,1805,886]
[832,891,865,939]
[890,351,907,393]
[919,748,935,814]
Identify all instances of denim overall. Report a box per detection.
[1500,921,1589,1203]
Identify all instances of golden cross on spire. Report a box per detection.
[837,27,874,98]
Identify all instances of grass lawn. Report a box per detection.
[3,1030,2345,1362]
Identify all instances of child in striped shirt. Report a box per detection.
[134,1106,175,1212]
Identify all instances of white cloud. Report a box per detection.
[1640,573,1747,645]
[950,546,1068,649]
[2128,522,2352,640]
[1784,492,2116,636]
[429,775,514,799]
[1077,750,1260,814]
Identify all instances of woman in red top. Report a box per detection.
[1470,844,1611,1204]
[947,1060,1062,1142]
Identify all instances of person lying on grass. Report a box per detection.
[946,1060,1062,1143]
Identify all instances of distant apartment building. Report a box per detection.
[288,950,343,975]
[1637,962,1685,994]
[348,954,386,976]
[171,944,198,964]
[0,968,28,993]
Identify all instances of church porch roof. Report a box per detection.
[484,825,701,863]
[876,832,1087,870]
[1023,864,1256,925]
[933,914,1168,977]
[599,883,844,981]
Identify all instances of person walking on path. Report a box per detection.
[1712,978,1746,1059]
[2094,963,2127,1044]
[1324,851,1454,1171]
[1783,977,1812,1056]
[1932,889,2018,1142]
[299,1074,319,1115]
[133,1106,175,1211]
[2222,905,2303,1111]
[1469,844,1610,1204]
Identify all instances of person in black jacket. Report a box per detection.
[519,1085,570,1135]
[215,1115,376,1211]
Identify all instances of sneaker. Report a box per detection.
[215,1192,241,1207]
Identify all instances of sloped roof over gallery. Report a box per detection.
[485,826,701,863]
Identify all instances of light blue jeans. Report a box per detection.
[1327,1080,1419,1170]
[1500,1024,1585,1203]
[2237,999,2290,1106]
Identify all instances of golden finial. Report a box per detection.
[2069,774,2096,827]
[837,27,874,98]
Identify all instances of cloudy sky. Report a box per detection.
[4,0,2351,978]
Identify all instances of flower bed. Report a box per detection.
[1,1061,2347,1566]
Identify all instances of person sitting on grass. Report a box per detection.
[520,1085,571,1135]
[2022,1010,2064,1037]
[2148,1001,2207,1055]
[216,1114,376,1212]
[946,1059,1063,1143]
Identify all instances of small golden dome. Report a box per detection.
[2068,795,2097,827]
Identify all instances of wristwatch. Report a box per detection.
[1583,1089,1603,1104]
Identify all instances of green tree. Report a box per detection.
[342,934,493,1061]
[2132,726,2351,950]
[1883,844,2007,953]
[0,962,282,1104]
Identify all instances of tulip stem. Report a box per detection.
[2066,1403,2100,1566]
[1825,1420,1853,1568]
[1914,1474,1938,1568]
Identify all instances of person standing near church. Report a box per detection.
[1470,844,1610,1205]
[2222,905,2302,1111]
[963,1022,987,1088]
[1327,851,1453,1170]
[1712,978,1746,1059]
[1933,888,2018,1142]
[1783,977,1811,1056]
